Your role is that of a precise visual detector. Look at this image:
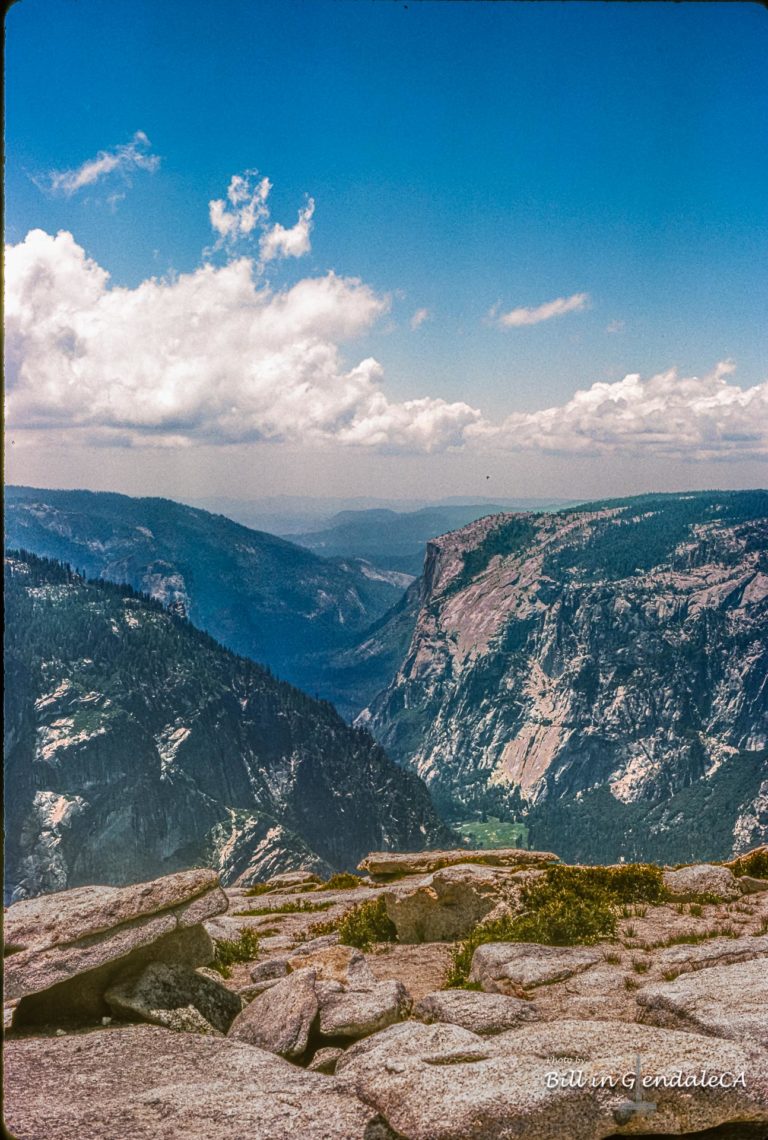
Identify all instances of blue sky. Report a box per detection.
[5,0,767,501]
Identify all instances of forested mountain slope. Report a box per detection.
[4,486,408,701]
[4,551,451,902]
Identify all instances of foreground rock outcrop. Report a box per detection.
[4,869,227,1026]
[105,962,243,1035]
[336,1019,768,1140]
[470,942,603,993]
[228,967,319,1057]
[637,958,768,1047]
[227,955,413,1059]
[663,863,742,901]
[413,990,540,1035]
[381,864,543,943]
[358,848,556,877]
[6,852,768,1140]
[3,1026,392,1140]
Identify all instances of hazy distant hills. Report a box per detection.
[4,486,410,699]
[361,490,768,863]
[4,551,452,900]
[290,501,573,575]
[186,495,574,540]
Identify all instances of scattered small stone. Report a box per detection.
[307,1046,344,1074]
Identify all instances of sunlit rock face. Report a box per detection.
[364,491,768,863]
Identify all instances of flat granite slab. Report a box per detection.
[357,848,557,877]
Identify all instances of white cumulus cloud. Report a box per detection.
[47,131,160,196]
[208,170,315,263]
[473,363,768,460]
[209,171,272,243]
[492,291,590,328]
[260,199,315,262]
[4,229,481,453]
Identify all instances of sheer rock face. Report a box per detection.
[363,491,768,863]
[4,870,226,1025]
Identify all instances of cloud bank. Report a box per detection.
[47,132,160,196]
[5,229,765,460]
[493,291,590,328]
[475,363,768,460]
[5,229,480,452]
[208,170,315,262]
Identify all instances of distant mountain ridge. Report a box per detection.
[361,490,768,863]
[290,501,573,575]
[4,551,452,901]
[4,486,409,701]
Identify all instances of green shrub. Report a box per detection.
[507,881,617,946]
[211,928,261,977]
[337,897,396,950]
[243,882,275,897]
[446,914,519,988]
[301,916,341,939]
[729,850,768,879]
[447,862,665,987]
[542,863,667,904]
[318,873,363,891]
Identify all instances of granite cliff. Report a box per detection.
[362,491,768,863]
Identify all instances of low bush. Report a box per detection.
[243,882,275,897]
[729,849,768,879]
[318,873,363,891]
[211,928,261,977]
[300,916,341,940]
[337,897,396,950]
[544,863,667,905]
[447,862,666,987]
